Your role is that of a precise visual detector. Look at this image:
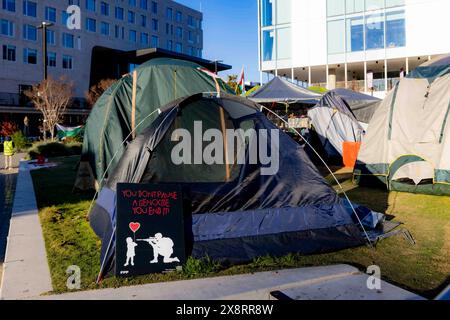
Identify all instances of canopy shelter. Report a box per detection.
[355,54,450,195]
[89,93,384,277]
[78,58,233,190]
[248,77,321,105]
[331,88,381,124]
[308,91,365,158]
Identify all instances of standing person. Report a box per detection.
[3,136,14,170]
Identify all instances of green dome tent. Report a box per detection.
[78,58,233,189]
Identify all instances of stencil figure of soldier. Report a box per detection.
[138,233,180,264]
[124,237,138,267]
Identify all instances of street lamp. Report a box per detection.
[37,21,54,80]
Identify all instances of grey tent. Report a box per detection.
[248,77,321,105]
[307,91,364,158]
[332,88,381,124]
[89,93,385,278]
[355,54,450,195]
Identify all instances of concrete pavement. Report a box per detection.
[38,264,423,300]
[0,161,53,299]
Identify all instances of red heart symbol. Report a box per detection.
[129,222,141,233]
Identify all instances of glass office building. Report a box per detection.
[258,0,450,97]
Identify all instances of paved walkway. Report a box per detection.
[38,264,423,300]
[0,161,52,300]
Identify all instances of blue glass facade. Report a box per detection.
[261,0,273,27]
[326,0,406,54]
[262,30,274,61]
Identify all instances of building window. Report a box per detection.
[129,29,137,42]
[365,0,384,11]
[166,7,173,20]
[62,55,73,69]
[23,24,37,41]
[0,19,14,37]
[175,11,182,23]
[262,30,274,61]
[100,21,109,35]
[327,19,345,54]
[386,10,405,48]
[188,30,193,43]
[151,1,157,14]
[346,0,364,14]
[47,52,56,67]
[115,7,124,20]
[188,16,194,27]
[2,0,15,12]
[86,18,96,32]
[365,12,384,50]
[86,0,96,12]
[45,7,57,23]
[23,0,37,17]
[277,27,291,59]
[386,0,405,7]
[140,0,148,10]
[141,15,147,27]
[176,26,182,39]
[276,0,291,24]
[23,48,37,64]
[128,11,136,24]
[152,18,158,31]
[346,16,364,52]
[261,0,273,27]
[151,35,158,48]
[167,40,173,51]
[140,32,148,45]
[327,0,345,17]
[46,29,55,45]
[100,1,109,16]
[128,0,136,7]
[62,33,74,48]
[2,45,16,61]
[175,42,182,53]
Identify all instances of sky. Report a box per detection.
[174,0,260,83]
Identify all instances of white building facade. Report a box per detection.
[258,0,450,97]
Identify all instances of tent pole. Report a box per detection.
[220,107,231,181]
[261,106,374,247]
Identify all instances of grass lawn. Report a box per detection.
[31,156,450,298]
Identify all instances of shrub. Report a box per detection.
[11,131,30,152]
[28,141,82,159]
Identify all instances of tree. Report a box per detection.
[25,76,73,140]
[226,74,239,93]
[85,78,117,107]
[0,121,19,137]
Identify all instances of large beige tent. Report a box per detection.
[355,55,450,195]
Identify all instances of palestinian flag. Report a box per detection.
[237,67,246,95]
[56,124,84,140]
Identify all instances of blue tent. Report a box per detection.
[249,77,321,105]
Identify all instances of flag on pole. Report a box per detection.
[237,67,246,95]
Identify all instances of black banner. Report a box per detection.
[115,183,185,277]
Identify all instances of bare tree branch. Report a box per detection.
[25,76,73,140]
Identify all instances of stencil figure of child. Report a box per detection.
[124,237,138,267]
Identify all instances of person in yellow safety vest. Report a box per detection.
[3,136,14,170]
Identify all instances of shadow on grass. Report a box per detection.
[30,156,95,209]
